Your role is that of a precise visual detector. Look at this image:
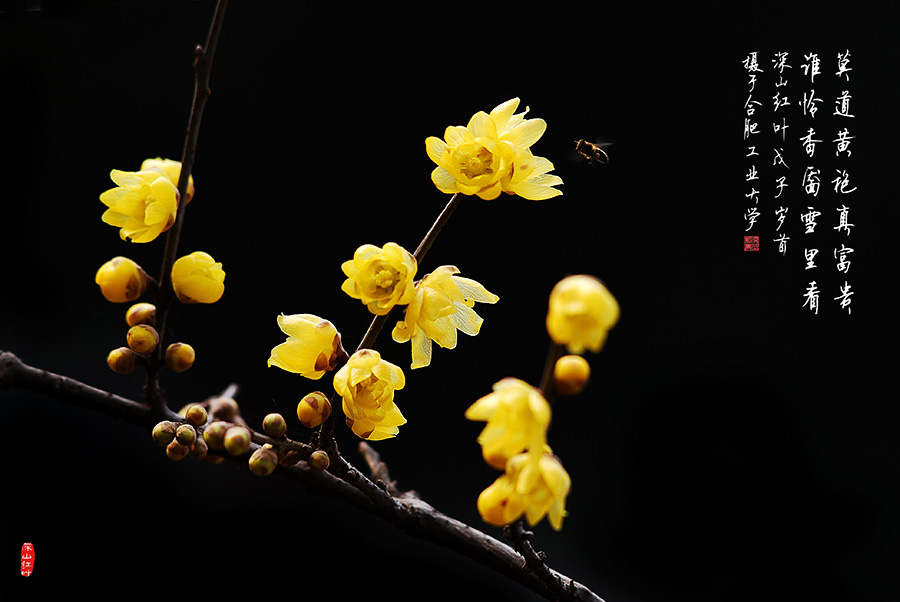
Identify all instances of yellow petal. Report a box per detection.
[502,118,547,149]
[425,136,448,165]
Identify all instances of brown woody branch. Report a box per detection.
[0,349,604,602]
[146,0,229,412]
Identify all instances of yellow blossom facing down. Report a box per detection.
[341,242,417,315]
[477,452,571,531]
[95,256,147,303]
[99,157,194,243]
[268,314,347,380]
[546,275,619,354]
[171,251,225,304]
[425,98,563,201]
[465,378,551,470]
[392,266,498,369]
[333,349,406,441]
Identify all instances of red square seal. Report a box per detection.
[744,235,759,251]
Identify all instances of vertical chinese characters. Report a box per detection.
[742,49,860,315]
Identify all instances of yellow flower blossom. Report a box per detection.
[99,158,194,243]
[546,275,619,354]
[171,251,225,304]
[392,266,498,369]
[465,378,551,470]
[477,452,571,531]
[95,256,147,303]
[333,349,406,441]
[341,242,418,315]
[425,98,562,201]
[268,314,347,380]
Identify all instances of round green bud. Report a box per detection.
[175,424,197,446]
[223,426,252,456]
[190,437,208,461]
[127,324,159,354]
[262,413,287,438]
[151,421,177,447]
[248,445,278,476]
[125,302,157,327]
[279,450,302,466]
[107,347,138,374]
[203,421,230,450]
[209,397,239,421]
[184,404,209,427]
[308,450,330,472]
[166,440,191,461]
[165,342,195,373]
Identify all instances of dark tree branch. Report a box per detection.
[147,0,229,412]
[0,349,604,602]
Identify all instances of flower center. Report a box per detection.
[374,269,395,290]
[460,147,494,178]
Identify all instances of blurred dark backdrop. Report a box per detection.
[1,2,898,601]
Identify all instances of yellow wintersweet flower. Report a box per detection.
[99,158,194,243]
[465,378,551,470]
[341,242,417,316]
[392,266,498,369]
[95,256,148,303]
[477,452,571,531]
[333,349,406,441]
[268,314,347,380]
[546,275,619,354]
[425,98,562,201]
[171,251,225,304]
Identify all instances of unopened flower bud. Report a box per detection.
[175,424,197,446]
[107,347,138,374]
[203,421,229,450]
[224,426,252,456]
[297,392,332,428]
[209,397,239,421]
[279,450,302,466]
[190,437,208,461]
[95,256,147,303]
[125,302,157,327]
[151,421,177,446]
[262,413,287,438]
[248,445,278,476]
[172,251,225,304]
[165,343,195,373]
[553,354,591,396]
[308,450,330,471]
[184,404,208,427]
[127,324,159,354]
[166,440,191,461]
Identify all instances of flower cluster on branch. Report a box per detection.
[63,46,615,598]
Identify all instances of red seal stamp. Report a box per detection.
[744,235,759,251]
[21,542,35,577]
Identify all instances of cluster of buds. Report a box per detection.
[103,299,196,375]
[248,411,329,475]
[151,403,210,461]
[152,397,247,463]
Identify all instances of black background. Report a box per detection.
[1,2,898,601]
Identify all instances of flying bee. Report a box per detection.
[574,138,610,166]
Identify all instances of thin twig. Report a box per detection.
[146,0,229,413]
[317,192,464,452]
